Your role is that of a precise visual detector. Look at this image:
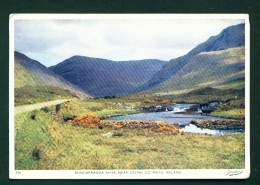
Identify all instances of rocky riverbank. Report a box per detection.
[190,120,245,130]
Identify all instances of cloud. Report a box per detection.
[14,18,245,66]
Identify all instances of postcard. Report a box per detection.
[9,14,250,179]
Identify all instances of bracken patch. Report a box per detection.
[72,113,101,128]
[156,125,179,135]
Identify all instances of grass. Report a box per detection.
[216,79,245,90]
[126,87,245,107]
[14,61,44,88]
[210,109,245,120]
[15,84,245,116]
[14,85,246,169]
[15,107,245,170]
[166,87,245,104]
[144,46,245,95]
[61,98,140,120]
[14,85,77,106]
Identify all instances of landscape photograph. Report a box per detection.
[10,14,249,179]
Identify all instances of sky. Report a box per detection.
[13,16,245,67]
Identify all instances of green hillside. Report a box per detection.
[14,61,44,88]
[135,23,245,93]
[145,46,245,94]
[15,51,91,98]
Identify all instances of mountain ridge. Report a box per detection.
[144,46,245,93]
[135,23,245,93]
[15,23,245,98]
[49,56,167,97]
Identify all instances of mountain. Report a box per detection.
[49,57,166,97]
[15,23,245,98]
[135,23,245,93]
[146,46,245,93]
[14,51,91,98]
[15,59,44,88]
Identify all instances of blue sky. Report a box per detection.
[14,15,245,67]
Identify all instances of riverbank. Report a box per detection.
[190,119,245,130]
[60,98,244,135]
[103,112,245,136]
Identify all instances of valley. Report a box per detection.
[13,23,247,170]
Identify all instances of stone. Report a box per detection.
[102,132,113,138]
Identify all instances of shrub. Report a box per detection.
[72,113,101,128]
[30,110,37,120]
[41,106,50,113]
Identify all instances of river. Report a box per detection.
[106,104,244,136]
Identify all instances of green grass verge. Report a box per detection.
[15,85,76,106]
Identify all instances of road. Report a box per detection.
[14,99,72,115]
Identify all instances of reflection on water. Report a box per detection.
[106,104,244,136]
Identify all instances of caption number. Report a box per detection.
[16,171,21,174]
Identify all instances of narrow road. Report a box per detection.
[14,99,72,115]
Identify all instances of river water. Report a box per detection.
[106,104,244,136]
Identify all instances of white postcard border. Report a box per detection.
[9,13,250,179]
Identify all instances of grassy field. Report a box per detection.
[14,85,78,106]
[61,98,140,120]
[15,105,245,170]
[14,85,246,170]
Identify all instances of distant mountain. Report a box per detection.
[14,51,91,98]
[49,57,166,97]
[135,23,245,93]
